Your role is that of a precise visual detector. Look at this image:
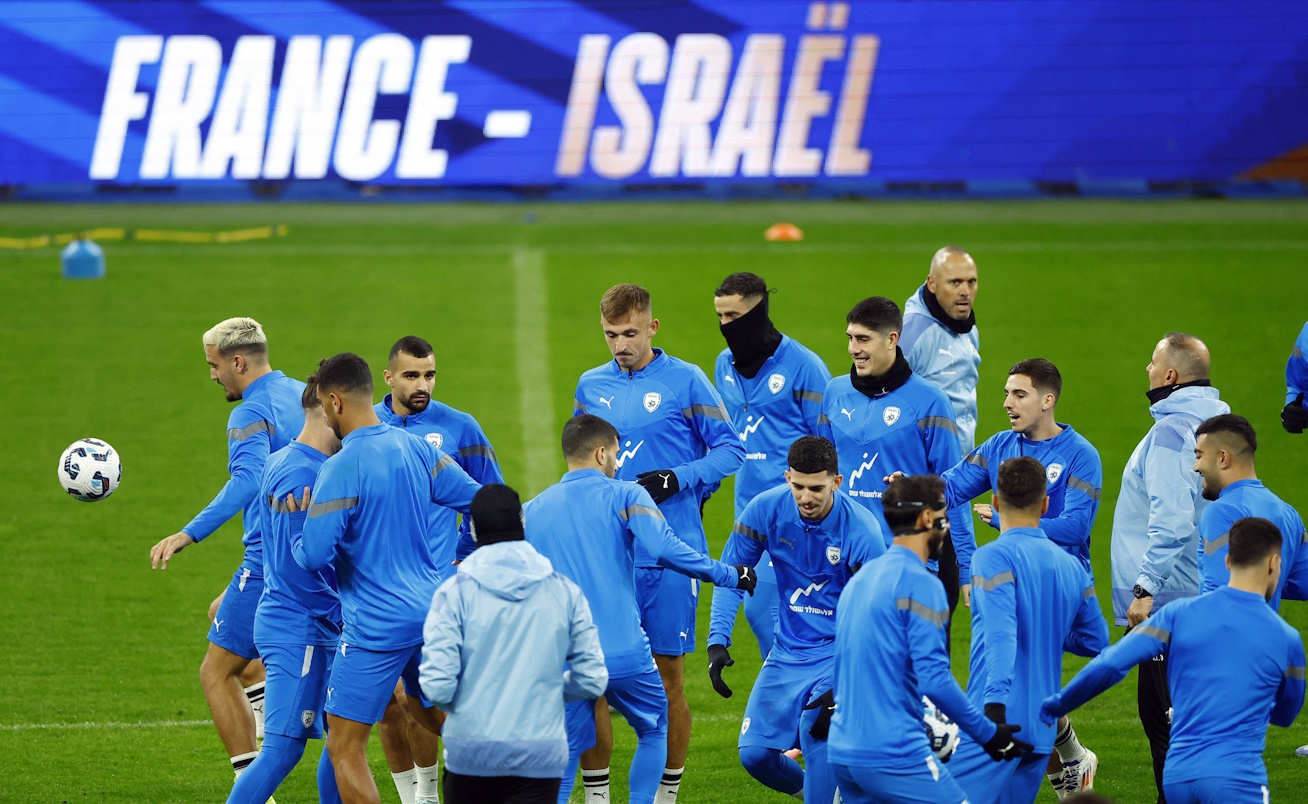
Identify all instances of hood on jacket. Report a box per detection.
[1149,385,1229,423]
[456,540,555,601]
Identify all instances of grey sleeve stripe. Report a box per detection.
[732,522,767,543]
[918,416,959,435]
[459,444,498,462]
[1135,624,1171,644]
[896,597,949,627]
[1083,585,1097,600]
[965,453,988,469]
[793,389,824,404]
[817,413,829,425]
[1065,475,1102,500]
[267,494,295,515]
[971,570,1015,591]
[228,420,271,441]
[307,496,358,518]
[682,404,729,421]
[1287,666,1307,681]
[1300,530,1307,544]
[1204,533,1230,556]
[619,504,664,522]
[573,400,588,414]
[431,453,457,476]
[1294,346,1304,359]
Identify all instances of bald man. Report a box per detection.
[1110,332,1230,802]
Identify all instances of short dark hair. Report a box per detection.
[1196,414,1257,457]
[316,353,373,397]
[787,436,839,475]
[302,363,324,409]
[389,335,433,365]
[996,457,1047,510]
[882,475,947,535]
[1227,517,1282,568]
[846,296,902,335]
[562,414,619,461]
[1009,358,1062,399]
[714,272,769,301]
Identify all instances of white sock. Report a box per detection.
[1054,721,1086,763]
[415,763,440,804]
[245,682,266,741]
[231,750,259,779]
[655,767,683,804]
[391,768,418,804]
[582,768,610,803]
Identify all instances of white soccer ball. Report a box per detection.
[58,438,121,501]
[923,696,960,762]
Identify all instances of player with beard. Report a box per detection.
[829,474,1030,803]
[712,272,831,659]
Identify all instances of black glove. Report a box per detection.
[733,565,757,595]
[1283,393,1308,434]
[981,704,1033,761]
[803,689,836,740]
[984,703,1007,724]
[636,470,681,504]
[707,644,734,698]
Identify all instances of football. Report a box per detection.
[58,438,121,502]
[923,696,961,762]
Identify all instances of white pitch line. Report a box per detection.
[513,247,556,497]
[0,719,211,731]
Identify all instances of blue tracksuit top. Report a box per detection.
[829,545,997,769]
[294,423,481,650]
[713,335,831,512]
[967,526,1109,755]
[375,395,504,568]
[818,370,976,579]
[901,285,982,454]
[943,424,1102,574]
[524,469,738,678]
[256,441,341,647]
[1287,321,1308,404]
[185,370,306,573]
[573,349,744,567]
[1044,586,1305,787]
[1197,479,1308,610]
[709,485,885,663]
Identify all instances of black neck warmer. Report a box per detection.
[850,347,914,398]
[1146,378,1212,405]
[721,295,783,380]
[921,285,976,335]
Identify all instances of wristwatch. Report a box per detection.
[1132,584,1153,599]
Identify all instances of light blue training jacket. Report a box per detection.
[419,540,608,779]
[1110,385,1229,625]
[900,285,981,454]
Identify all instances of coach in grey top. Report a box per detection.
[900,246,981,454]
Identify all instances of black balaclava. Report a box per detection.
[720,294,783,380]
[469,484,525,546]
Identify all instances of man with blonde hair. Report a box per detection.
[149,317,307,783]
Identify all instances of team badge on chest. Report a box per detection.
[768,373,785,394]
[883,406,901,426]
[425,432,443,449]
[643,392,662,413]
[826,545,841,565]
[1046,463,1064,484]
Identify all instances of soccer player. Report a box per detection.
[420,485,609,804]
[947,456,1109,804]
[830,474,1031,803]
[573,283,745,803]
[712,271,831,658]
[149,317,306,781]
[707,436,886,804]
[1110,332,1228,800]
[524,414,756,804]
[290,353,482,804]
[1192,414,1308,607]
[1043,517,1306,804]
[818,296,975,609]
[1282,320,1308,433]
[227,371,341,804]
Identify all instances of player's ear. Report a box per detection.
[830,472,842,490]
[1040,496,1050,515]
[887,330,900,348]
[990,493,1001,513]
[916,509,933,532]
[784,469,792,485]
[649,317,660,337]
[382,369,393,387]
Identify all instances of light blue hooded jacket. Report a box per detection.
[1110,385,1229,625]
[419,540,608,778]
[901,285,981,454]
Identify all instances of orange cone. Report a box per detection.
[764,222,804,241]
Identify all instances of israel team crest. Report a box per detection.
[826,545,841,565]
[768,373,785,394]
[301,710,315,728]
[1047,463,1064,484]
[643,392,662,412]
[424,432,443,449]
[883,406,901,426]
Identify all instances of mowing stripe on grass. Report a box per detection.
[0,719,211,731]
[514,247,556,496]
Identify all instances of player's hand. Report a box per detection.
[982,721,1032,762]
[804,689,836,740]
[707,644,734,698]
[1039,695,1061,725]
[733,565,757,595]
[883,471,906,484]
[636,470,681,504]
[1127,595,1153,627]
[150,532,195,570]
[284,487,312,513]
[960,583,971,608]
[1283,394,1308,434]
[974,504,994,525]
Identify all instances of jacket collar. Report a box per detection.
[609,348,668,378]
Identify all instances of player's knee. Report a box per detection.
[260,733,307,773]
[739,745,780,778]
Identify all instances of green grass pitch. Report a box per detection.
[2,199,1306,803]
